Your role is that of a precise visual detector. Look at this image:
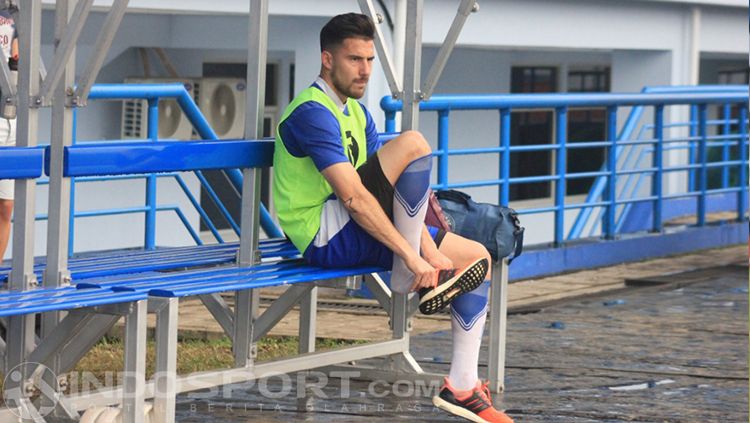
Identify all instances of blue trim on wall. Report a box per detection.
[509,222,748,281]
[620,192,740,233]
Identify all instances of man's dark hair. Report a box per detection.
[320,13,375,52]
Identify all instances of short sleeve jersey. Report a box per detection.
[278,82,381,172]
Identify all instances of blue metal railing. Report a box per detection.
[568,85,748,240]
[52,83,283,254]
[381,88,749,246]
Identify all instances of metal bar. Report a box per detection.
[363,273,392,311]
[652,105,664,232]
[421,0,476,99]
[500,108,511,205]
[688,104,698,191]
[357,0,402,97]
[145,99,158,250]
[298,286,318,354]
[384,111,397,132]
[74,0,129,103]
[194,170,240,235]
[198,294,234,339]
[233,288,254,367]
[57,314,119,373]
[437,110,449,188]
[69,109,77,257]
[122,300,146,423]
[400,0,423,130]
[721,103,731,189]
[487,259,508,393]
[152,47,179,79]
[37,0,93,104]
[26,311,91,373]
[234,0,269,368]
[384,0,424,372]
[64,338,409,410]
[153,297,178,423]
[173,174,223,243]
[43,0,77,344]
[6,0,42,388]
[604,106,617,239]
[381,92,748,111]
[697,104,708,226]
[738,106,748,222]
[252,284,312,342]
[554,107,567,245]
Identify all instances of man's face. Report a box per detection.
[323,37,375,100]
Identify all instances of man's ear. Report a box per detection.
[321,50,334,71]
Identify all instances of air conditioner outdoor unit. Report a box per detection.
[196,77,247,139]
[121,78,196,140]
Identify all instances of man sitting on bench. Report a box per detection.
[272,13,513,423]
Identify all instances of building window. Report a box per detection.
[706,69,749,189]
[718,69,749,85]
[567,67,610,196]
[510,67,557,201]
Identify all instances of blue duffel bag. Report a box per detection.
[435,190,524,263]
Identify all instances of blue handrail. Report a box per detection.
[381,86,749,246]
[88,83,284,240]
[566,85,747,240]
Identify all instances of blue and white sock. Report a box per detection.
[448,280,490,391]
[390,154,432,294]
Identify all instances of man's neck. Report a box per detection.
[315,75,347,111]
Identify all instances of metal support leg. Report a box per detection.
[153,298,178,423]
[488,259,509,393]
[6,0,42,409]
[122,300,147,423]
[298,286,318,354]
[233,289,257,367]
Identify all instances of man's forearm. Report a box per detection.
[342,188,417,263]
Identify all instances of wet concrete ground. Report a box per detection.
[176,264,748,422]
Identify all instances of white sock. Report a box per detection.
[390,155,431,294]
[448,280,490,391]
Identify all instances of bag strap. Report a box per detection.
[507,211,524,264]
[435,189,471,205]
[507,227,524,264]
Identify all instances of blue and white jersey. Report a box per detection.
[278,78,381,173]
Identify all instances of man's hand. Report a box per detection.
[422,247,453,271]
[407,254,438,292]
[420,226,453,270]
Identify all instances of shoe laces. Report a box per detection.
[478,380,494,407]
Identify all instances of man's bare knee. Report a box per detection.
[397,130,431,161]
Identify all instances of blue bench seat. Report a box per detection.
[0,238,299,283]
[74,260,383,298]
[0,285,147,317]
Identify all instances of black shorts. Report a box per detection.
[357,153,447,248]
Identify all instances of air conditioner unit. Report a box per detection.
[121,78,196,140]
[197,77,247,139]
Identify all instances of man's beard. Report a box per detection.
[332,71,366,99]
